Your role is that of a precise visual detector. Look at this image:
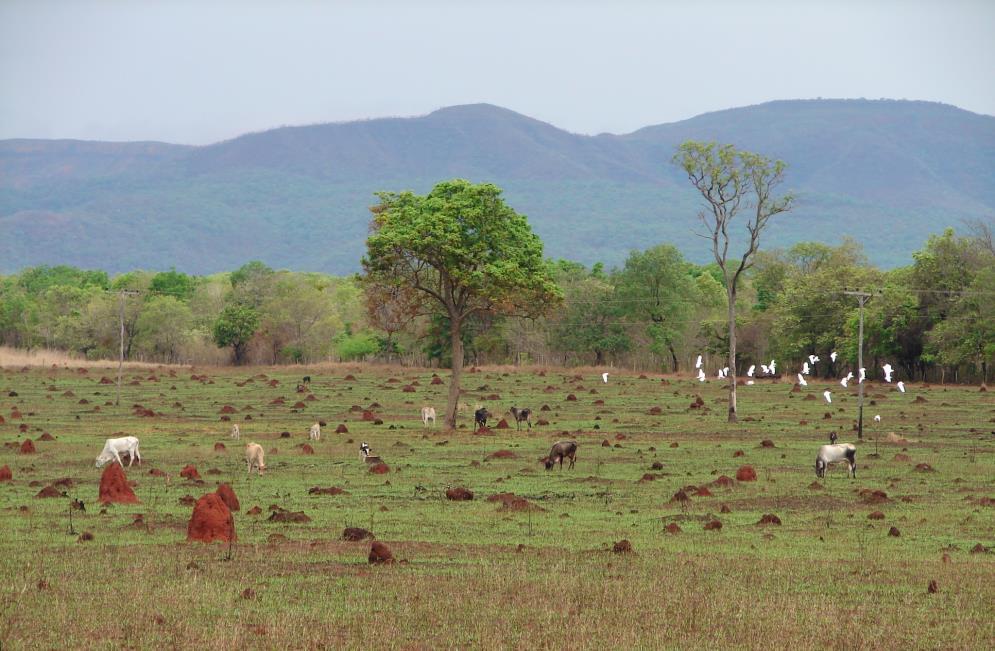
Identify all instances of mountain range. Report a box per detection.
[2,99,993,274]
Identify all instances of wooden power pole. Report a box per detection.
[844,289,877,440]
[116,290,140,406]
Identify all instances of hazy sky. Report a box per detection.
[2,0,993,144]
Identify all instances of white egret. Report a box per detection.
[697,369,706,382]
[797,373,808,386]
[802,361,810,375]
[695,355,702,369]
[760,364,769,375]
[841,371,853,388]
[746,380,755,385]
[830,351,838,363]
[882,364,894,383]
[769,359,777,374]
[602,372,609,384]
[823,390,832,404]
[809,354,820,365]
[897,381,906,393]
[874,414,881,422]
[747,365,755,377]
[859,367,866,383]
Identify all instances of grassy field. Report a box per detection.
[0,361,992,649]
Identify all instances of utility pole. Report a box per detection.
[844,289,877,439]
[116,290,140,406]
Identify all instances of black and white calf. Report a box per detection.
[815,443,857,478]
[508,406,532,431]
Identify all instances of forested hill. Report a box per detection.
[2,99,993,274]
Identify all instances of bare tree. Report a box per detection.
[674,142,793,422]
[963,217,995,256]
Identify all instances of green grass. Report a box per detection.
[1,362,993,649]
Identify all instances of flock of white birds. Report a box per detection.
[692,350,909,421]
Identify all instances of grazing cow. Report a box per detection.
[508,406,532,431]
[245,442,266,476]
[421,406,436,428]
[544,440,578,470]
[95,436,141,468]
[474,407,491,432]
[231,423,240,440]
[815,443,857,478]
[309,422,321,442]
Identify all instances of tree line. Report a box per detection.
[1,226,990,382]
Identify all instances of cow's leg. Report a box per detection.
[113,450,124,467]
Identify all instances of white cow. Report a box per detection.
[421,406,436,428]
[245,442,266,476]
[231,423,240,440]
[95,436,141,468]
[815,443,857,478]
[309,422,321,441]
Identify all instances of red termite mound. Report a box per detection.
[19,440,36,454]
[99,463,140,504]
[187,493,236,543]
[180,465,201,481]
[368,541,394,564]
[0,465,11,481]
[215,483,240,511]
[735,465,757,481]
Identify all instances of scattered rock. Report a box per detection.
[369,462,390,474]
[914,463,934,472]
[888,526,901,537]
[720,504,731,514]
[213,442,226,452]
[19,440,36,454]
[868,511,885,520]
[757,513,782,526]
[35,485,63,498]
[970,543,988,554]
[927,580,938,594]
[664,523,681,534]
[486,450,518,460]
[335,424,348,434]
[704,520,722,531]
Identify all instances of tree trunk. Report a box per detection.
[668,344,679,373]
[727,285,738,423]
[445,316,464,429]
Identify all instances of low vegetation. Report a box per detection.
[0,362,992,648]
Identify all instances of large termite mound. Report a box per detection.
[187,493,236,543]
[99,463,139,504]
[215,483,240,511]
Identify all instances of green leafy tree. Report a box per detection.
[674,142,792,422]
[616,244,697,371]
[551,274,629,365]
[363,179,561,428]
[150,268,196,300]
[212,304,260,364]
